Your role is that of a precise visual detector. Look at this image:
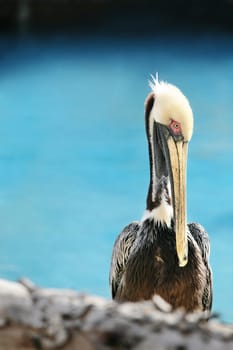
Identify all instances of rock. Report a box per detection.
[0,278,232,350]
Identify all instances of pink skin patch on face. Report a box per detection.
[169,120,182,136]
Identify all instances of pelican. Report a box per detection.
[110,79,212,311]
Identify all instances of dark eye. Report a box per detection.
[169,120,182,135]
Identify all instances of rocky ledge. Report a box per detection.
[0,278,232,350]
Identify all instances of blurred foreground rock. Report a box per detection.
[0,278,232,350]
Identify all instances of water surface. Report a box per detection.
[0,33,232,322]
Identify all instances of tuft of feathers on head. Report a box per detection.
[147,75,194,141]
[148,73,160,91]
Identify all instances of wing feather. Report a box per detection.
[188,223,210,263]
[188,222,213,311]
[110,222,140,299]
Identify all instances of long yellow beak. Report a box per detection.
[167,138,188,267]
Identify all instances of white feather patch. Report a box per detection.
[141,196,173,227]
[149,77,193,142]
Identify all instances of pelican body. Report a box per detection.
[110,80,212,311]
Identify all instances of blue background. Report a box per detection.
[0,33,232,322]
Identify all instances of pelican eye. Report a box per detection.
[169,119,182,136]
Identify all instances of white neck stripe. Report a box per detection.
[142,199,173,227]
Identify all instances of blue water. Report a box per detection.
[0,33,232,322]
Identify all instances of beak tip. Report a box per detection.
[178,255,188,267]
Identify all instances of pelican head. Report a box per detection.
[144,78,193,267]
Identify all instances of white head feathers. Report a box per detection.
[148,76,194,141]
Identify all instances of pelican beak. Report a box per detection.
[152,122,189,267]
[167,137,188,267]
